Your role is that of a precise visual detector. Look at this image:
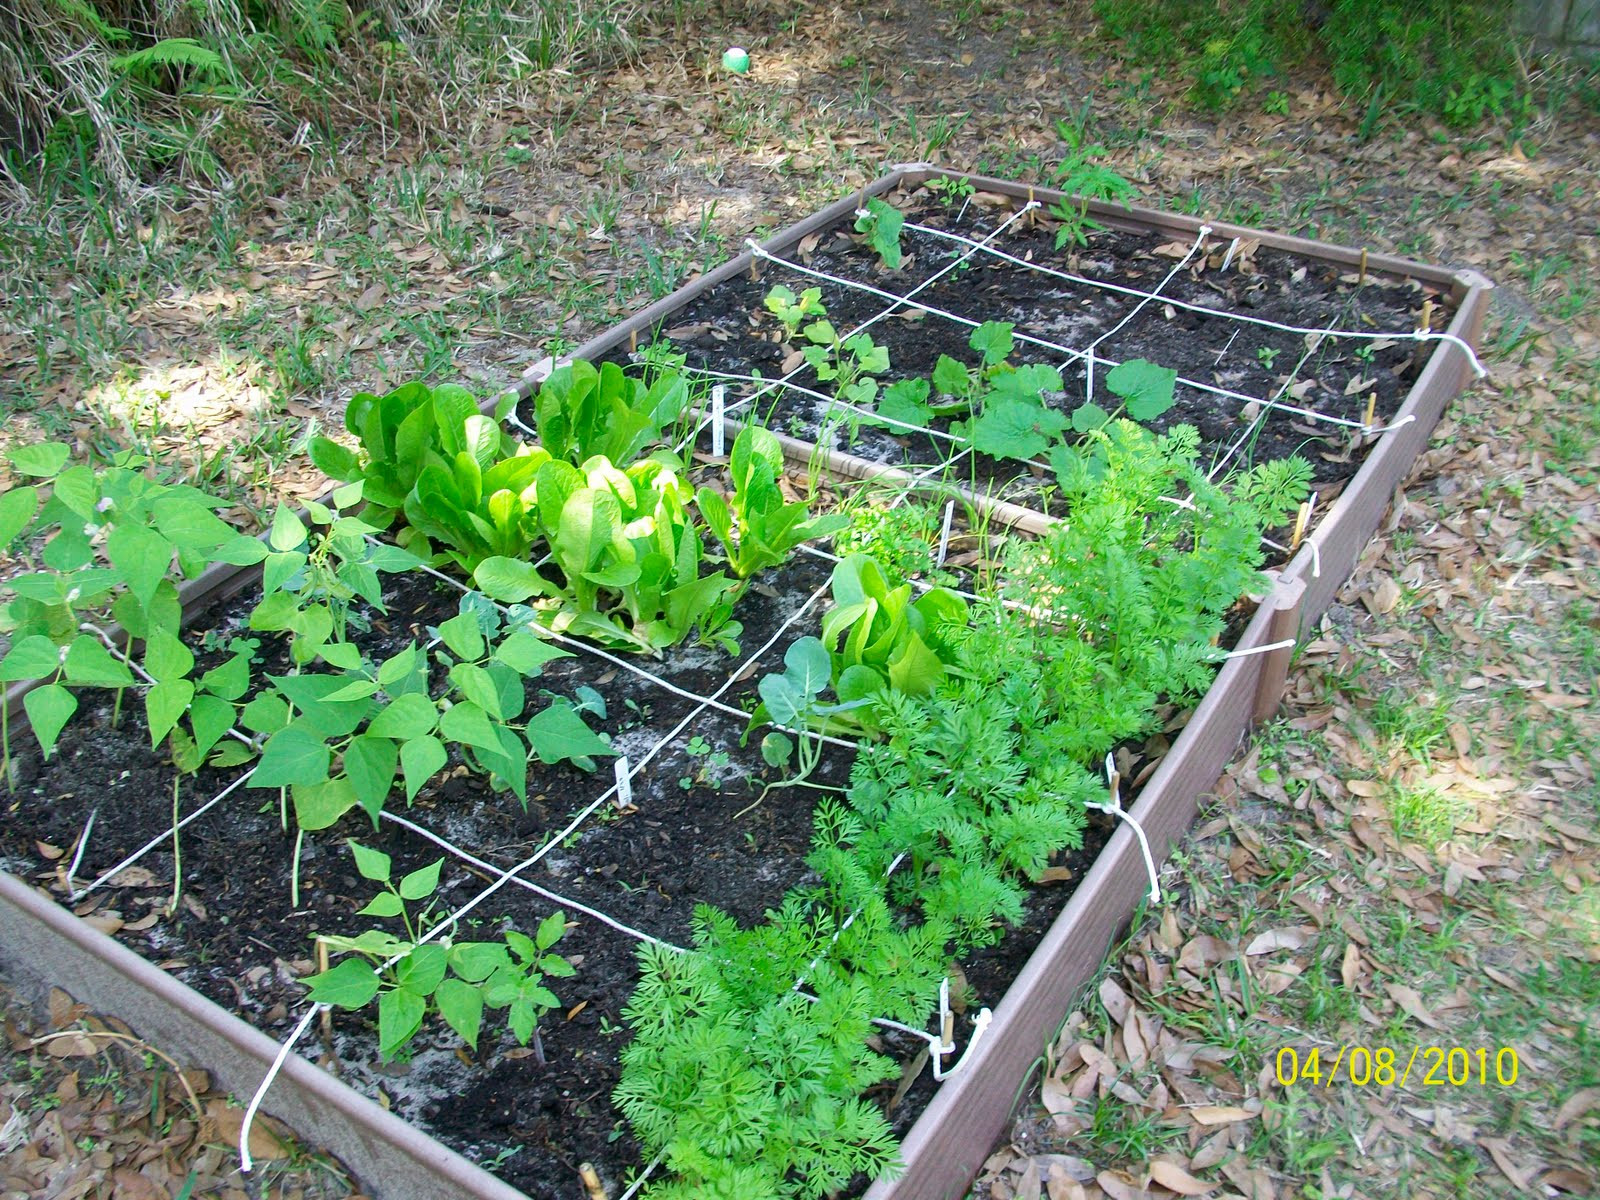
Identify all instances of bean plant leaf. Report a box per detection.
[367,693,438,740]
[439,700,500,751]
[0,635,62,682]
[107,523,172,608]
[63,637,135,687]
[344,734,398,819]
[348,841,392,883]
[436,612,485,662]
[400,735,447,801]
[494,630,569,677]
[23,684,76,757]
[378,987,427,1060]
[435,978,485,1051]
[143,631,194,684]
[398,859,442,901]
[304,959,381,1009]
[268,505,308,552]
[8,443,70,477]
[395,943,448,995]
[1105,358,1178,420]
[358,892,404,918]
[308,436,361,481]
[252,725,331,788]
[0,485,40,545]
[145,680,196,747]
[292,778,358,830]
[187,694,236,758]
[525,702,613,764]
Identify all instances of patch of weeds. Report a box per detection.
[1384,780,1473,844]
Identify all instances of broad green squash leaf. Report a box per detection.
[971,398,1070,462]
[1105,358,1178,420]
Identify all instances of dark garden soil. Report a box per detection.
[553,184,1455,520]
[0,506,1151,1197]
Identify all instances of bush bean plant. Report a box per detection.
[0,343,1312,1192]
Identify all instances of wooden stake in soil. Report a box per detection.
[1419,298,1434,333]
[1358,247,1368,286]
[1289,497,1313,552]
[627,328,637,355]
[579,1163,609,1200]
[315,938,334,1044]
[1363,392,1377,432]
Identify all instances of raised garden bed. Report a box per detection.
[0,164,1489,1200]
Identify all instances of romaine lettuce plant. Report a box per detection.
[473,454,743,655]
[534,360,689,468]
[305,841,573,1061]
[819,552,968,705]
[695,425,846,578]
[308,382,519,530]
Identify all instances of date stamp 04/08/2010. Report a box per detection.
[1275,1046,1520,1089]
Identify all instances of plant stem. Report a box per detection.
[290,826,304,909]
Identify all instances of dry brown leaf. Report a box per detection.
[1244,928,1309,955]
[1553,1086,1600,1130]
[1096,1168,1151,1200]
[1189,1105,1258,1127]
[1537,1167,1596,1194]
[1150,1159,1218,1195]
[1479,1137,1536,1193]
[1100,978,1132,1025]
[1340,943,1361,989]
[1363,575,1402,614]
[1384,982,1444,1029]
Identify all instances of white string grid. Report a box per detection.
[55,196,1407,1186]
[899,218,1488,379]
[746,238,1437,435]
[236,442,995,1166]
